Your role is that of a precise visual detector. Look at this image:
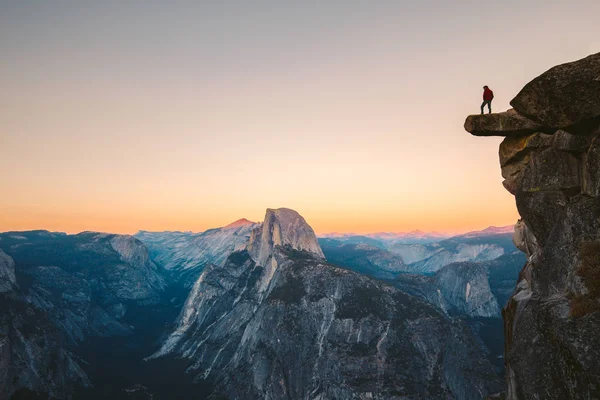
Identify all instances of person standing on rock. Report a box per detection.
[481,85,494,114]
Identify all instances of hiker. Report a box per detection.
[481,85,494,114]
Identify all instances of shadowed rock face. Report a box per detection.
[502,128,600,400]
[466,53,600,400]
[0,250,16,293]
[0,246,91,399]
[0,231,169,398]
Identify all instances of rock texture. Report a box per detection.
[466,53,600,139]
[464,109,548,137]
[0,250,16,293]
[511,52,600,134]
[0,230,169,398]
[151,209,502,399]
[0,294,91,399]
[466,53,600,399]
[248,208,325,267]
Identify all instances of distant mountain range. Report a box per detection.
[0,214,517,399]
[319,225,514,243]
[320,230,450,244]
[320,225,517,274]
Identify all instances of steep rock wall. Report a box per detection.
[466,52,600,400]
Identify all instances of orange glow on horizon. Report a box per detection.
[1,2,595,237]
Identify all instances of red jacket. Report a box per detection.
[483,88,494,101]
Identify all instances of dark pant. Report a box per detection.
[481,100,492,114]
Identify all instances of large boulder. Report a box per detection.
[511,52,600,134]
[464,109,548,137]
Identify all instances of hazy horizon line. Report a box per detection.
[1,222,515,238]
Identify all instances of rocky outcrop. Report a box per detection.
[466,52,600,399]
[0,250,16,293]
[465,109,548,137]
[466,53,600,138]
[464,53,600,137]
[511,52,600,134]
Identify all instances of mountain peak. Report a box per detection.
[249,208,324,267]
[224,218,256,229]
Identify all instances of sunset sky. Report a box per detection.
[2,1,600,235]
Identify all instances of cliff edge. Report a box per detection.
[465,52,600,399]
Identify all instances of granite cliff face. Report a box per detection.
[151,208,502,399]
[466,52,600,399]
[248,208,325,267]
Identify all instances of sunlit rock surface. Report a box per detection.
[248,207,325,267]
[152,209,502,399]
[511,52,600,134]
[464,109,547,137]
